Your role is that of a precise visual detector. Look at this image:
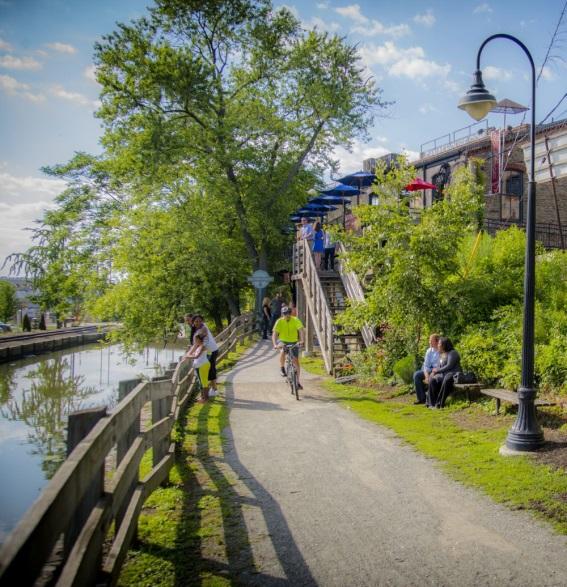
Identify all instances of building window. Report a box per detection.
[369,194,379,206]
[501,173,523,222]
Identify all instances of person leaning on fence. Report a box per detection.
[299,217,314,242]
[184,333,210,402]
[427,337,462,408]
[413,333,439,405]
[192,315,219,398]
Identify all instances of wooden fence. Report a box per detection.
[0,313,255,587]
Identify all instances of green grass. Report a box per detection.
[118,336,257,587]
[304,357,567,534]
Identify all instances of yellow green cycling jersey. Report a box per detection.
[273,316,304,343]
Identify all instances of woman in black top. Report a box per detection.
[427,337,461,408]
[262,296,272,339]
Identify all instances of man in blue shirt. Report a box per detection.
[413,333,440,405]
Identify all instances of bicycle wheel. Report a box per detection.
[290,368,299,400]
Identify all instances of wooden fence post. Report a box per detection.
[65,407,107,557]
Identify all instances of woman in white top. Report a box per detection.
[186,333,210,402]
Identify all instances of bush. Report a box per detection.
[22,313,32,332]
[393,354,416,384]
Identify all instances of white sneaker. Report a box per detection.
[208,388,218,397]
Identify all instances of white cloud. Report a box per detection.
[0,37,13,51]
[50,84,98,109]
[335,4,368,24]
[352,20,410,37]
[304,16,340,32]
[539,66,556,81]
[473,3,493,14]
[360,41,450,80]
[414,9,435,27]
[483,65,512,81]
[45,42,77,54]
[0,74,45,102]
[0,169,67,263]
[419,103,438,114]
[0,171,66,203]
[332,139,391,174]
[401,148,420,162]
[443,79,463,95]
[316,1,329,7]
[84,64,98,83]
[0,54,42,70]
[389,56,450,79]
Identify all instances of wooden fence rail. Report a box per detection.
[0,313,255,587]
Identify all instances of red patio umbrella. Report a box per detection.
[404,178,437,191]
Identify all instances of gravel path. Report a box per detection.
[218,340,567,586]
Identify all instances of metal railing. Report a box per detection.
[420,120,489,158]
[484,219,567,249]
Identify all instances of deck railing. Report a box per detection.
[0,314,255,587]
[335,242,376,348]
[293,240,334,373]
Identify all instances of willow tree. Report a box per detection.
[94,0,384,271]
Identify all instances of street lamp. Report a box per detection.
[459,34,544,452]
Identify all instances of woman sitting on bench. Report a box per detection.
[427,337,462,408]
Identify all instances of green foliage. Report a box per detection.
[9,0,384,347]
[393,354,416,385]
[0,280,17,322]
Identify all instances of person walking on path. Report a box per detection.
[193,315,220,397]
[272,306,305,390]
[261,296,272,340]
[413,333,439,405]
[269,292,285,333]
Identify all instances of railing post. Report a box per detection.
[65,407,107,557]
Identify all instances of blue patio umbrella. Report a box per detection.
[336,171,376,205]
[310,194,347,205]
[321,183,359,227]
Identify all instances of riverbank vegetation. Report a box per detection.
[7,0,384,348]
[335,158,567,396]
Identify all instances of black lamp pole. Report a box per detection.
[461,34,543,451]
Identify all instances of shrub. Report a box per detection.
[393,354,416,384]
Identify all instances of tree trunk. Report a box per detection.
[225,292,240,318]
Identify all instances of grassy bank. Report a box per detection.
[118,340,257,587]
[302,356,567,534]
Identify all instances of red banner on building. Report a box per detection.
[491,130,500,194]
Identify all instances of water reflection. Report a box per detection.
[0,357,99,478]
[0,341,184,543]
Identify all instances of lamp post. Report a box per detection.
[458,34,543,452]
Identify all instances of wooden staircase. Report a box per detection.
[292,240,366,374]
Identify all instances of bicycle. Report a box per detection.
[280,342,301,400]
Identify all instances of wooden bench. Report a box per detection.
[453,383,484,403]
[480,388,556,415]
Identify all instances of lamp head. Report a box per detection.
[458,70,497,121]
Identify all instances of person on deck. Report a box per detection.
[312,221,325,269]
[323,226,336,271]
[413,333,439,405]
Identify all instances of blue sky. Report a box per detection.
[1,0,566,269]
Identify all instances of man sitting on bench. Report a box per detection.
[413,333,439,405]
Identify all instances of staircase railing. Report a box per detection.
[335,242,376,348]
[294,239,334,373]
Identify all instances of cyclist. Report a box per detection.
[272,306,305,389]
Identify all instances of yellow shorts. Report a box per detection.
[196,362,210,388]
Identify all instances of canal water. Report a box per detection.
[0,341,185,544]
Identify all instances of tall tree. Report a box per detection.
[94,0,384,271]
[0,280,17,322]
